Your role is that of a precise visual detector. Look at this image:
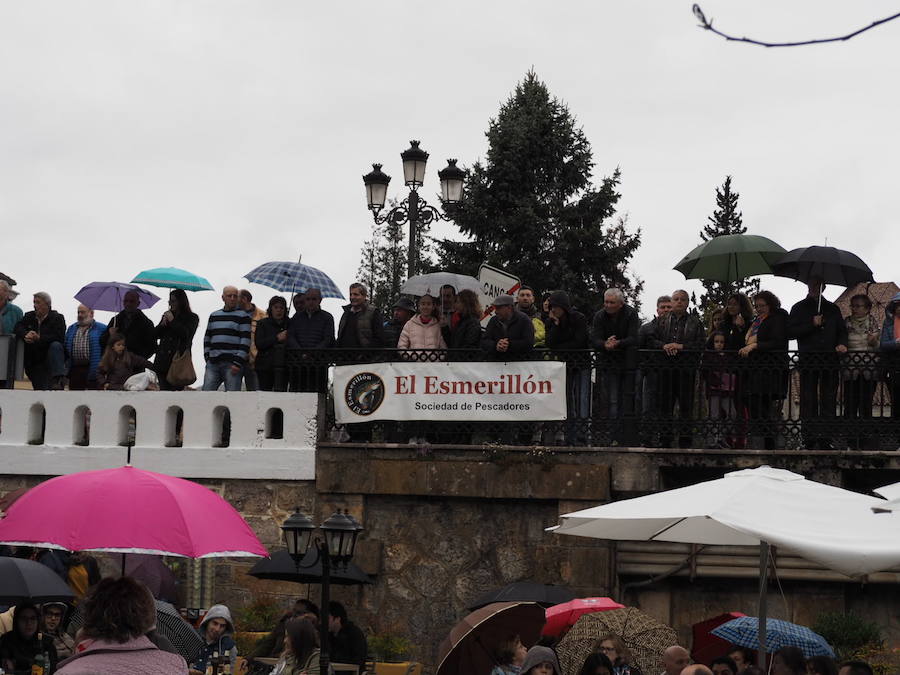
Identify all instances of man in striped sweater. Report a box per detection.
[202,286,251,391]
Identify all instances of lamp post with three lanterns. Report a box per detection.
[362,140,466,277]
[280,508,363,675]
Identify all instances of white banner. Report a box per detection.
[333,361,567,423]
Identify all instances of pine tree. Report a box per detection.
[434,71,642,314]
[699,176,759,309]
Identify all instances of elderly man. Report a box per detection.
[239,289,268,391]
[788,276,848,450]
[65,305,107,390]
[648,290,704,448]
[14,292,67,390]
[661,645,691,675]
[101,289,156,359]
[480,294,534,359]
[202,286,251,391]
[516,285,546,347]
[681,666,712,675]
[287,287,335,392]
[591,287,640,443]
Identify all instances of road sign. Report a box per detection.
[478,264,521,324]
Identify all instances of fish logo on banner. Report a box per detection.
[344,372,386,416]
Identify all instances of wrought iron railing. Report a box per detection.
[287,348,898,449]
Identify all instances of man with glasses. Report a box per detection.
[41,603,74,661]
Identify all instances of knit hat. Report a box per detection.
[520,646,561,675]
[547,291,571,312]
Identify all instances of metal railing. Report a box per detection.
[284,348,900,450]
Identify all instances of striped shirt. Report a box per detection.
[203,309,252,366]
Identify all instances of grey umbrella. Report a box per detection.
[0,557,75,604]
[248,549,372,585]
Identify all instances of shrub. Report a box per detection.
[369,633,412,662]
[812,611,883,661]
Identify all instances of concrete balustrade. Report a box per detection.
[0,390,317,479]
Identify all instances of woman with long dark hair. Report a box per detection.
[255,296,290,391]
[446,289,483,350]
[272,617,320,675]
[96,335,154,390]
[720,293,754,350]
[154,289,199,390]
[0,601,57,673]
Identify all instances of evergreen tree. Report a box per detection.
[434,71,642,314]
[699,176,759,309]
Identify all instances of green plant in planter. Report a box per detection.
[369,633,412,662]
[235,597,284,632]
[812,611,883,662]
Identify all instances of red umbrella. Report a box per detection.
[692,611,747,665]
[542,597,625,637]
[0,466,266,558]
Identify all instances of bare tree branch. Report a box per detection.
[692,4,900,47]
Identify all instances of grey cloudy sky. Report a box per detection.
[2,1,897,332]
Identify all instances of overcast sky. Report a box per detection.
[2,1,897,339]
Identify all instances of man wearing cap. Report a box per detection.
[384,297,416,348]
[480,294,534,360]
[287,287,335,392]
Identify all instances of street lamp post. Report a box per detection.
[363,141,466,277]
[281,508,363,675]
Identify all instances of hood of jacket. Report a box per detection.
[520,646,561,675]
[887,292,900,317]
[199,604,235,637]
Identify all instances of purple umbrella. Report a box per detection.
[75,281,161,312]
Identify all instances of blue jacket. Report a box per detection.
[0,301,24,335]
[880,292,900,352]
[65,320,108,380]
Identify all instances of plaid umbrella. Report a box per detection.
[711,616,834,658]
[69,599,204,664]
[556,607,677,675]
[244,260,344,299]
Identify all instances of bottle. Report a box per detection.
[31,651,45,675]
[212,650,221,675]
[204,659,214,675]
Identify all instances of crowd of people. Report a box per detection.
[1,276,898,449]
[490,634,875,675]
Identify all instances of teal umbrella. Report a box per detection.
[674,234,787,285]
[130,267,214,292]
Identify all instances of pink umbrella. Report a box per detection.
[0,466,266,558]
[543,597,626,637]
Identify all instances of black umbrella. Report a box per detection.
[773,246,874,288]
[248,549,372,585]
[0,557,75,604]
[68,599,204,664]
[468,582,575,611]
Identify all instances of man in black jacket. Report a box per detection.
[788,277,848,450]
[287,287,335,392]
[101,290,157,359]
[328,601,367,670]
[480,294,534,359]
[648,290,705,448]
[14,292,67,390]
[545,291,590,445]
[591,288,641,444]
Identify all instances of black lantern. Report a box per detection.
[400,140,429,187]
[438,159,466,205]
[281,508,316,561]
[320,510,362,565]
[363,163,391,212]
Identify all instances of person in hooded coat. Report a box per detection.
[520,645,562,675]
[193,604,238,673]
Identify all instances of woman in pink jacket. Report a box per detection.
[57,577,187,674]
[398,294,447,351]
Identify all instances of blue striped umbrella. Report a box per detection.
[711,616,835,658]
[244,260,344,299]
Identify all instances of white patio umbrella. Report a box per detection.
[400,272,482,297]
[551,466,900,668]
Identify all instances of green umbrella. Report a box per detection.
[674,234,787,285]
[130,267,214,292]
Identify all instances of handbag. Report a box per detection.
[167,349,197,387]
